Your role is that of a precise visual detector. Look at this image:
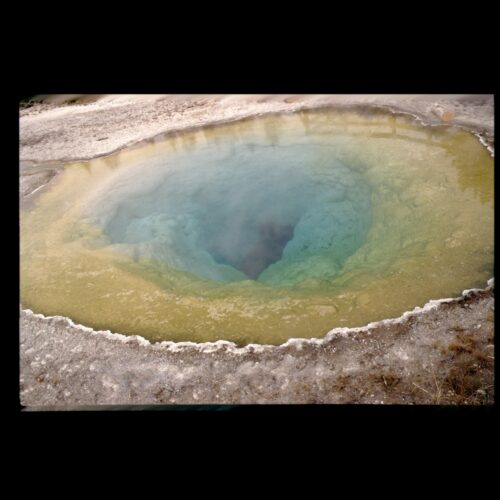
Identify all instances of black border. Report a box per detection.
[12,54,497,442]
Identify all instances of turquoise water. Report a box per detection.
[97,141,372,285]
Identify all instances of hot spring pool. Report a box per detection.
[20,110,494,345]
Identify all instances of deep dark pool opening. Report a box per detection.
[210,220,296,279]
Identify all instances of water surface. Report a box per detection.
[20,110,494,344]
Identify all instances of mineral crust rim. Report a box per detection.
[20,278,494,354]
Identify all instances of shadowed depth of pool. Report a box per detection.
[20,110,494,345]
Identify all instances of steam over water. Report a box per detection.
[93,137,372,285]
[20,110,494,345]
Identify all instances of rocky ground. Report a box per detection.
[19,94,495,407]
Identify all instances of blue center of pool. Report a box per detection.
[100,142,372,284]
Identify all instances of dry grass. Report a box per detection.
[340,329,494,405]
[374,371,401,390]
[429,331,493,405]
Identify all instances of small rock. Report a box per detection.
[476,389,486,396]
[431,104,455,122]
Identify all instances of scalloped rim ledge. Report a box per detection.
[20,278,494,355]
